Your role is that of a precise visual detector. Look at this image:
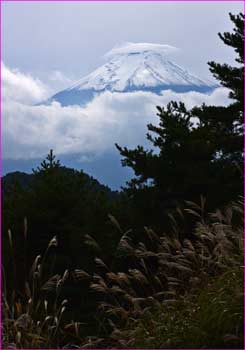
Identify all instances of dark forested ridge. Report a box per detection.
[3,152,130,268]
[2,13,244,349]
[2,168,117,197]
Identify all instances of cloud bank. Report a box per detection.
[2,63,50,104]
[3,63,231,160]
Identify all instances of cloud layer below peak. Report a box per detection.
[2,63,50,104]
[3,63,230,161]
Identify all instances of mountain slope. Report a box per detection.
[2,167,117,197]
[47,43,217,106]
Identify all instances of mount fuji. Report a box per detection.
[46,43,217,106]
[5,43,219,189]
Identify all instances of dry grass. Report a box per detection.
[2,198,244,348]
[82,198,244,348]
[2,230,71,349]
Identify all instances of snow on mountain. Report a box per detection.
[47,43,217,106]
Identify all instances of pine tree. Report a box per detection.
[3,150,126,275]
[116,13,244,230]
[33,149,61,173]
[209,13,244,110]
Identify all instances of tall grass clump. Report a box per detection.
[83,198,244,348]
[2,198,244,348]
[2,225,75,349]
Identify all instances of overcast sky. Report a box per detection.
[3,1,243,91]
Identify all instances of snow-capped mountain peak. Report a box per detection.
[48,43,217,106]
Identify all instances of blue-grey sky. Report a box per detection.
[3,1,244,90]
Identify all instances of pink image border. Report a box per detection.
[0,0,244,349]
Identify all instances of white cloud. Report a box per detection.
[3,63,231,160]
[2,63,50,104]
[105,42,178,58]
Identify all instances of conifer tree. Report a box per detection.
[116,13,244,229]
[33,149,61,173]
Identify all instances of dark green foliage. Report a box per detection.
[209,13,244,107]
[116,13,244,232]
[3,151,129,293]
